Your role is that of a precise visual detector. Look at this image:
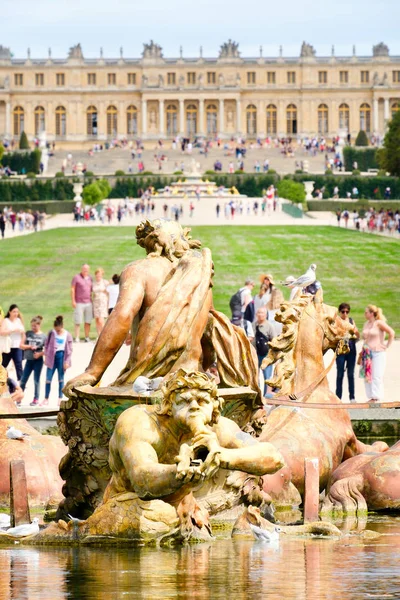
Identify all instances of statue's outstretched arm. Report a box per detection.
[63,268,145,396]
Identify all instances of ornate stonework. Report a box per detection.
[373,42,389,57]
[142,40,163,60]
[68,44,83,60]
[300,42,316,58]
[218,40,241,60]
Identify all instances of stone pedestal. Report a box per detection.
[304,181,315,201]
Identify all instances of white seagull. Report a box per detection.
[2,518,40,538]
[6,426,29,440]
[250,523,281,543]
[282,264,317,289]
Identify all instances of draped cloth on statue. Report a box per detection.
[112,247,260,398]
[114,248,213,385]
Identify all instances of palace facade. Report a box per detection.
[0,40,399,146]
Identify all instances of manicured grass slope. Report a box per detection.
[1,226,399,333]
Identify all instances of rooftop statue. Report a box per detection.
[142,40,163,59]
[42,370,283,543]
[219,39,240,59]
[68,44,83,60]
[373,42,389,57]
[300,42,316,58]
[0,45,11,60]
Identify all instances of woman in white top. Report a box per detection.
[107,273,120,314]
[0,304,25,380]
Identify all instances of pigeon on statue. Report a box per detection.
[250,523,281,543]
[1,518,40,538]
[282,264,317,290]
[6,426,29,440]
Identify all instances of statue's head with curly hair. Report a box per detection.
[136,219,201,262]
[158,369,223,425]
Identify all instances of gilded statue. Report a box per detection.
[43,370,283,542]
[64,219,260,399]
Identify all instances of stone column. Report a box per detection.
[142,99,147,136]
[257,100,265,138]
[199,98,204,135]
[373,98,379,133]
[159,99,165,137]
[179,99,185,135]
[384,98,390,123]
[236,99,241,134]
[5,101,11,137]
[219,98,224,135]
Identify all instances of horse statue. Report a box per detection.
[256,290,387,505]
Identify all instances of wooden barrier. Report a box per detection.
[10,460,30,527]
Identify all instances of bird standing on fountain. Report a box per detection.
[0,518,40,538]
[250,523,281,543]
[282,264,317,292]
[6,426,29,441]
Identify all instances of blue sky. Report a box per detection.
[2,0,400,59]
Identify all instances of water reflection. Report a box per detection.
[1,516,400,600]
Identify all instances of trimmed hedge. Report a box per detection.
[0,178,74,203]
[343,147,378,172]
[307,200,400,212]
[290,173,400,200]
[0,200,75,214]
[1,150,42,174]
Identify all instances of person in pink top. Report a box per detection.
[71,264,93,342]
[361,304,395,402]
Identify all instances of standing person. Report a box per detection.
[0,211,6,239]
[229,279,254,326]
[0,304,25,380]
[360,305,395,402]
[42,315,73,406]
[20,316,47,406]
[92,268,109,336]
[71,264,93,342]
[107,274,120,315]
[252,307,275,396]
[335,303,360,403]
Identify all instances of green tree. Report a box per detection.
[96,178,111,199]
[355,130,369,146]
[0,143,4,162]
[277,179,306,203]
[82,182,103,206]
[377,110,400,176]
[19,131,30,150]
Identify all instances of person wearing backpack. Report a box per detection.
[252,306,275,396]
[229,278,254,326]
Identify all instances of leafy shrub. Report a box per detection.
[19,131,30,150]
[0,149,42,174]
[96,178,111,199]
[377,169,387,177]
[355,130,369,146]
[204,170,215,175]
[173,171,183,175]
[352,169,361,175]
[377,110,400,176]
[84,171,94,177]
[115,170,125,176]
[277,179,306,203]
[55,172,65,178]
[343,146,378,171]
[82,182,103,206]
[139,171,154,176]
[26,172,36,179]
[0,143,4,162]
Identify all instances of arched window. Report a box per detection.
[166,104,177,136]
[206,104,218,135]
[106,105,118,137]
[34,106,45,136]
[246,104,257,135]
[55,106,66,137]
[391,102,400,118]
[186,104,197,136]
[127,105,138,136]
[87,105,98,137]
[13,106,24,136]
[266,104,277,135]
[339,103,350,130]
[318,104,329,134]
[286,104,297,134]
[360,103,371,133]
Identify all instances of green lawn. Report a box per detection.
[1,226,399,334]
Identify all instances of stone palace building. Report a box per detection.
[0,40,399,146]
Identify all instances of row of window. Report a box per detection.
[12,102,400,137]
[13,70,400,87]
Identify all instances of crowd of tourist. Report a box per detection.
[229,275,395,403]
[0,264,121,406]
[0,206,47,238]
[336,207,400,234]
